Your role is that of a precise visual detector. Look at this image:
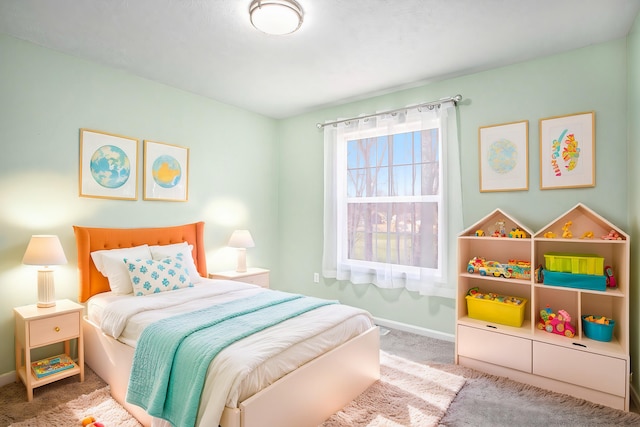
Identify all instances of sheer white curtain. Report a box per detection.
[322,101,462,297]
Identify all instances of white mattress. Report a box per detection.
[86,278,375,427]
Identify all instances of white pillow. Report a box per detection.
[149,242,201,282]
[91,244,152,294]
[126,256,193,296]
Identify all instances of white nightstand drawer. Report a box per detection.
[209,268,270,288]
[241,272,269,287]
[29,312,80,347]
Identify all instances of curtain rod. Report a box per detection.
[316,94,462,129]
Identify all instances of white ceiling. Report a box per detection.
[1,0,639,119]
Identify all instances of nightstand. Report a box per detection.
[14,299,84,401]
[209,267,270,288]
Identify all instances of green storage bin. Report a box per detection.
[544,253,604,275]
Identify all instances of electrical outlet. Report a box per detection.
[313,272,320,283]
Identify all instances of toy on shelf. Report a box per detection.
[602,229,622,240]
[543,231,557,238]
[509,228,527,238]
[584,315,612,325]
[604,265,617,288]
[561,221,573,238]
[580,231,594,239]
[535,264,544,283]
[467,257,511,278]
[467,257,531,280]
[467,287,525,305]
[507,259,531,279]
[537,306,576,338]
[491,219,507,237]
[475,229,485,237]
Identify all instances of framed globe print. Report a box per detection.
[478,120,529,192]
[143,140,189,201]
[79,129,139,200]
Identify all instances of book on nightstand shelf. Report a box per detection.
[31,354,75,378]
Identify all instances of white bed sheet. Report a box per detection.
[87,278,375,427]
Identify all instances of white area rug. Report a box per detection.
[321,351,465,427]
[9,353,465,427]
[9,386,141,427]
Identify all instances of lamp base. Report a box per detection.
[236,248,248,273]
[37,269,56,308]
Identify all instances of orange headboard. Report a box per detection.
[73,222,207,302]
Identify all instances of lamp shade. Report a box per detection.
[249,0,304,35]
[228,230,255,248]
[22,235,67,266]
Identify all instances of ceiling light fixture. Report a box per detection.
[249,0,304,35]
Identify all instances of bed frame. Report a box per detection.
[74,222,380,427]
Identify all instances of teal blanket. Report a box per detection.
[126,290,337,427]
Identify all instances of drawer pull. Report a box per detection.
[54,327,60,332]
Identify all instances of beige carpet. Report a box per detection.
[321,352,466,427]
[8,387,141,427]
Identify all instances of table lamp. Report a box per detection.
[22,235,68,308]
[228,230,255,273]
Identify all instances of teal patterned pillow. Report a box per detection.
[126,254,193,296]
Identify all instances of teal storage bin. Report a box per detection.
[542,269,607,291]
[582,315,615,342]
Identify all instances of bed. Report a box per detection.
[73,222,380,427]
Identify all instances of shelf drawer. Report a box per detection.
[29,312,80,348]
[457,325,532,372]
[533,341,627,396]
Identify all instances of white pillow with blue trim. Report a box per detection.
[126,255,193,296]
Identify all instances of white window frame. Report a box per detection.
[335,118,444,280]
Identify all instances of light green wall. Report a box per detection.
[0,29,636,396]
[0,34,279,377]
[277,39,629,335]
[627,12,640,396]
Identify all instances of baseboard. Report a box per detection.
[630,382,640,412]
[0,370,16,387]
[372,317,455,342]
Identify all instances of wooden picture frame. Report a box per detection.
[143,140,189,201]
[478,120,529,192]
[539,112,594,190]
[79,129,139,200]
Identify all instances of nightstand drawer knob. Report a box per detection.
[54,326,60,332]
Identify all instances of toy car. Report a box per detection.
[537,307,576,338]
[602,230,622,240]
[467,257,511,278]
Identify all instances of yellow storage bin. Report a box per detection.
[543,253,604,275]
[465,294,527,327]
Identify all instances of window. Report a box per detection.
[323,102,461,297]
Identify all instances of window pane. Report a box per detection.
[347,201,438,268]
[391,165,414,196]
[392,132,414,166]
[375,137,388,167]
